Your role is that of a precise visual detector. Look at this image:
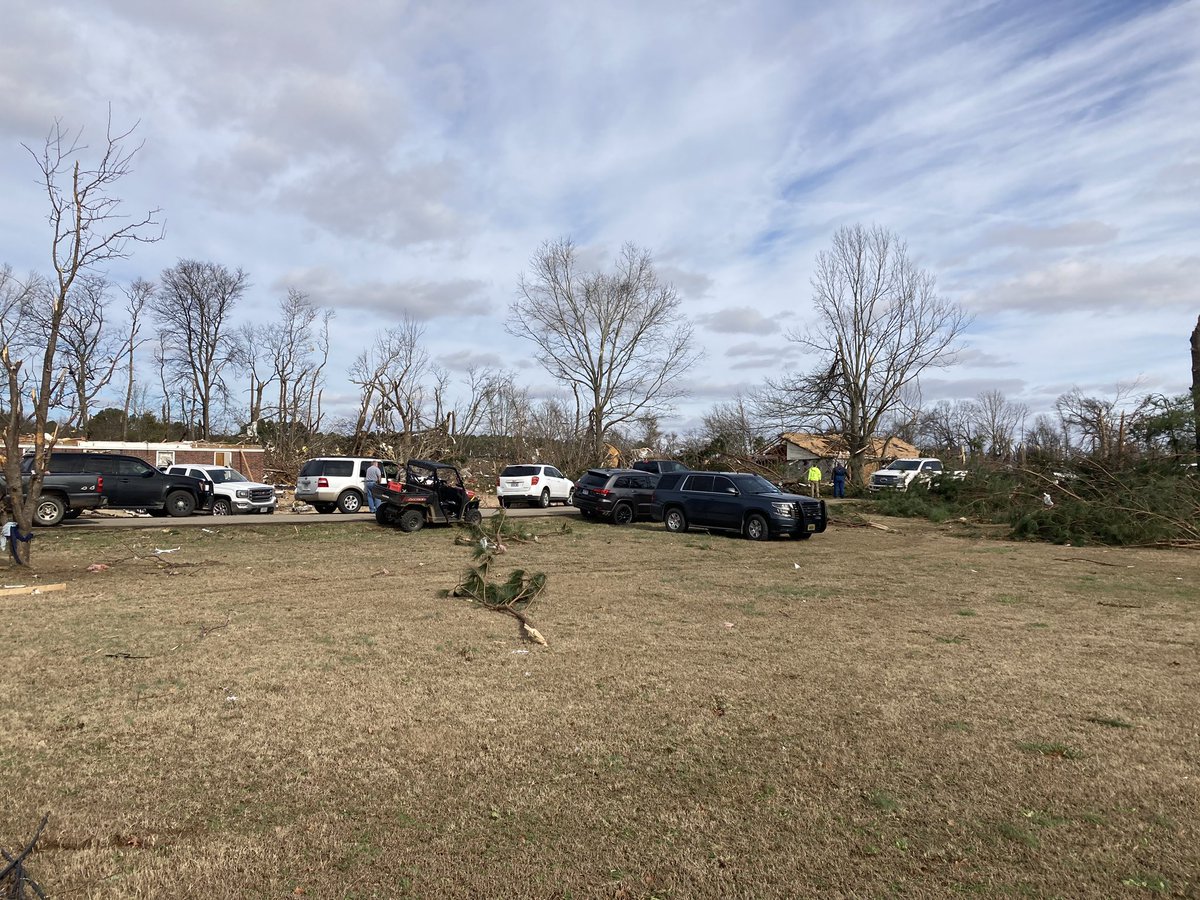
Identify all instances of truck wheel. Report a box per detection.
[34,495,65,527]
[212,498,232,516]
[337,490,363,514]
[463,507,483,526]
[612,502,634,526]
[664,507,688,534]
[398,508,425,533]
[165,491,196,517]
[744,513,769,541]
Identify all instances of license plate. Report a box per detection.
[507,480,521,487]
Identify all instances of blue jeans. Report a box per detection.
[833,479,845,498]
[366,482,380,512]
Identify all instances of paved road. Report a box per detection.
[57,505,580,529]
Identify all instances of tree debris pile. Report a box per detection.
[443,512,567,644]
[870,460,1200,547]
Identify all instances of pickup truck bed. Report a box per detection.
[0,471,106,526]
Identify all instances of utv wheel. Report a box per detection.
[398,508,425,533]
[745,513,769,541]
[337,490,364,514]
[165,491,196,517]
[664,507,688,533]
[463,507,483,526]
[612,502,634,526]
[212,498,232,516]
[314,502,336,514]
[34,495,65,527]
[538,489,551,509]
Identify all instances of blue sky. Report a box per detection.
[1,0,1196,434]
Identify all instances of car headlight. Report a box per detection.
[771,502,797,517]
[236,489,249,498]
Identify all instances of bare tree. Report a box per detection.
[266,289,332,460]
[152,260,247,439]
[701,398,760,458]
[349,317,430,454]
[972,389,1028,460]
[506,238,700,461]
[1,118,160,563]
[119,278,153,440]
[1191,314,1199,456]
[1055,384,1145,459]
[757,224,970,485]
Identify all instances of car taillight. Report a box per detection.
[531,475,539,485]
[318,477,329,488]
[594,488,611,497]
[97,476,103,492]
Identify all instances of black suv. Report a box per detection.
[573,468,659,524]
[651,471,827,541]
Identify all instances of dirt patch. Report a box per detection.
[1,517,1197,897]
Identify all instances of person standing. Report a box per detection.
[832,460,848,499]
[806,463,822,498]
[365,460,383,512]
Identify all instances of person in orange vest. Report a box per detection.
[806,463,822,498]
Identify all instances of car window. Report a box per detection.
[187,468,205,480]
[382,462,399,480]
[613,476,632,489]
[635,475,658,489]
[324,460,353,477]
[114,457,150,476]
[683,474,714,493]
[662,461,687,473]
[501,465,539,477]
[47,454,86,474]
[85,456,119,475]
[711,476,737,494]
[579,471,608,488]
[927,461,942,471]
[299,459,323,477]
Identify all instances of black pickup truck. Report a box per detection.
[0,468,106,526]
[25,453,214,517]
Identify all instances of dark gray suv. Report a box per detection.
[573,468,659,524]
[650,471,827,541]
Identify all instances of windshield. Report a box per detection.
[209,468,248,484]
[889,460,922,471]
[732,474,783,494]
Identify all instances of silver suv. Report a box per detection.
[295,457,399,513]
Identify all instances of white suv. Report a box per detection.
[869,458,944,492]
[295,457,399,513]
[166,464,277,515]
[496,464,574,508]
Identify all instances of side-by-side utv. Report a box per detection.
[370,459,483,533]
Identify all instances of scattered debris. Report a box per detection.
[0,583,66,597]
[1054,557,1132,568]
[722,621,735,628]
[371,568,393,577]
[86,563,110,573]
[0,813,48,898]
[153,547,180,555]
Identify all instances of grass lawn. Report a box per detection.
[1,512,1197,898]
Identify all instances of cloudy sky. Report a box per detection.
[1,0,1197,434]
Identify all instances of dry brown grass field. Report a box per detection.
[1,511,1197,899]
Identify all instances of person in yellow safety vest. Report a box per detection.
[806,463,822,498]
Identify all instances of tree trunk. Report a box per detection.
[1192,314,1200,457]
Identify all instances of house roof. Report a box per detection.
[779,432,920,460]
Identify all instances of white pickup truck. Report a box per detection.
[165,464,277,515]
[869,458,948,492]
